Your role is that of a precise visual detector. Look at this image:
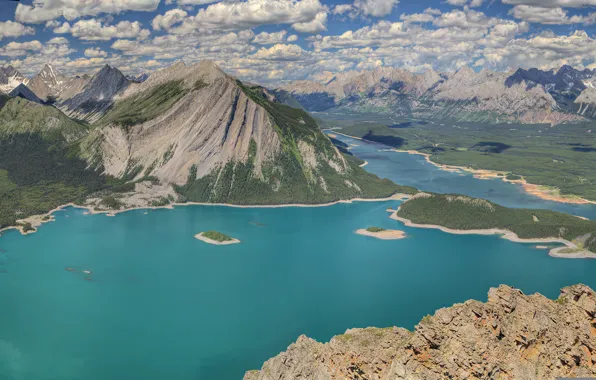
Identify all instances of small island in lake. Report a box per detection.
[356,226,406,240]
[195,231,240,245]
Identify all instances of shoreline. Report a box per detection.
[328,130,596,206]
[390,211,596,259]
[0,194,412,237]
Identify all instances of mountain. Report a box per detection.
[58,64,130,122]
[78,60,404,204]
[126,73,149,83]
[8,84,44,104]
[282,65,596,125]
[26,63,70,101]
[0,60,407,228]
[0,96,86,142]
[0,66,26,94]
[245,284,596,380]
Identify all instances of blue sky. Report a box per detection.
[0,0,595,83]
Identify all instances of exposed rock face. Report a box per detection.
[0,66,26,93]
[82,63,281,185]
[245,284,596,380]
[8,84,44,104]
[76,61,397,204]
[282,65,596,124]
[26,63,71,101]
[58,64,130,122]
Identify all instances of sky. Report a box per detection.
[0,0,595,84]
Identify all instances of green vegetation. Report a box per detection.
[0,97,88,142]
[397,193,596,252]
[366,227,386,233]
[506,174,522,181]
[202,230,234,242]
[100,196,123,210]
[325,117,596,201]
[175,84,416,205]
[0,133,113,228]
[18,222,35,233]
[99,80,187,128]
[150,197,171,207]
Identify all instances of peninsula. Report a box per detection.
[392,193,596,258]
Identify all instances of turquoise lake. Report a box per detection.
[1,137,596,379]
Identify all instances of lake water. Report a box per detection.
[1,138,596,379]
[332,133,596,220]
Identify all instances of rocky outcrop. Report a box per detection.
[245,284,596,380]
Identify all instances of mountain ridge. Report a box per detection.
[281,65,596,124]
[245,284,596,380]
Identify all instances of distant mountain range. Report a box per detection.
[281,65,596,125]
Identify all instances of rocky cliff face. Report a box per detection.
[0,66,26,94]
[283,65,596,124]
[58,64,130,122]
[245,284,596,380]
[77,61,401,204]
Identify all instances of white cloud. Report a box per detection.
[446,0,468,5]
[509,5,596,25]
[253,44,308,60]
[502,0,596,7]
[152,9,188,31]
[85,47,108,57]
[15,0,161,24]
[333,4,353,14]
[292,11,327,33]
[253,30,288,44]
[54,20,151,41]
[166,0,220,4]
[287,34,298,42]
[175,0,327,33]
[353,0,398,17]
[47,37,69,44]
[0,21,35,40]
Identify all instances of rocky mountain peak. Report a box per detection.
[246,284,596,380]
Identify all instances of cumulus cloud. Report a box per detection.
[166,0,220,4]
[152,9,188,31]
[253,30,288,44]
[16,0,161,24]
[85,47,108,57]
[287,34,298,42]
[502,0,596,7]
[0,21,35,40]
[509,5,596,24]
[353,0,398,17]
[333,0,398,18]
[162,0,328,33]
[292,11,327,33]
[54,20,150,41]
[253,44,308,60]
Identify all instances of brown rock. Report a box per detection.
[245,285,596,380]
